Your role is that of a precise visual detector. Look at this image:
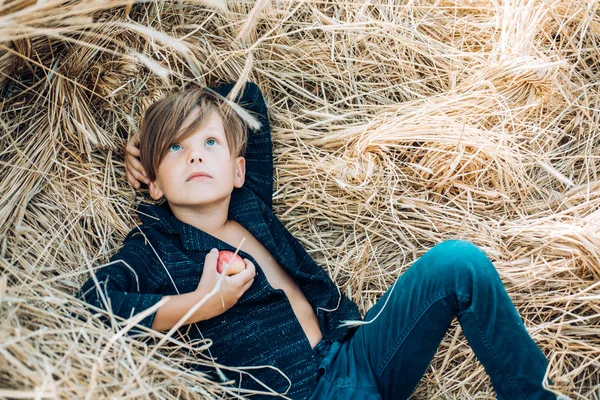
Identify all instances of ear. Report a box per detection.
[149,180,164,200]
[234,156,246,188]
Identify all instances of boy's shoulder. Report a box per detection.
[134,200,180,235]
[112,201,177,261]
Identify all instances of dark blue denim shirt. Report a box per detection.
[77,82,362,399]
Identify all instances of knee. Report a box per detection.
[434,239,487,259]
[426,240,496,277]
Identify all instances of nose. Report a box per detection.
[187,149,204,165]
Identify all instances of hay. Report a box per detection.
[1,0,599,398]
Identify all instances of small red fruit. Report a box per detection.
[217,250,246,275]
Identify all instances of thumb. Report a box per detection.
[202,248,220,273]
[205,247,219,263]
[198,249,220,292]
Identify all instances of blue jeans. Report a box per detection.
[308,240,555,400]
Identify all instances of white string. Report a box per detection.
[337,274,399,329]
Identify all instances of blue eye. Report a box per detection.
[169,143,181,152]
[206,138,216,146]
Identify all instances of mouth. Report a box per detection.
[187,173,212,182]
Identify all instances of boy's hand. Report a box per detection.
[125,136,150,188]
[195,248,256,320]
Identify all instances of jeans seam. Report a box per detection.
[458,293,528,400]
[373,289,454,379]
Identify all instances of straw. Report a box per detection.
[1,0,599,398]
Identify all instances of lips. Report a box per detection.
[186,172,212,181]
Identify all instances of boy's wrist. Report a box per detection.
[191,287,212,323]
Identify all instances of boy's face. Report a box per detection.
[148,110,245,207]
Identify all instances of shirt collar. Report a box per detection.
[135,187,268,252]
[136,199,178,234]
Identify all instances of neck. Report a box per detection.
[167,198,231,239]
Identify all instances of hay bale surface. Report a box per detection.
[1,0,599,398]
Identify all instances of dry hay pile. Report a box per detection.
[1,0,599,398]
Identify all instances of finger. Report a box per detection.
[243,258,255,270]
[243,259,256,276]
[234,267,255,284]
[128,156,149,181]
[125,169,140,188]
[205,248,220,266]
[230,273,252,292]
[241,278,254,293]
[125,157,149,184]
[131,169,149,185]
[126,141,141,156]
[126,165,146,186]
[127,135,139,146]
[128,154,145,172]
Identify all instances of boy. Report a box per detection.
[79,82,558,400]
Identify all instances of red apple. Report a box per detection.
[217,250,246,275]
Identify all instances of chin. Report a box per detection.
[177,195,231,206]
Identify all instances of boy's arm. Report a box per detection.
[76,236,211,331]
[209,81,274,208]
[150,290,211,331]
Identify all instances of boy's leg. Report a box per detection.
[335,239,554,400]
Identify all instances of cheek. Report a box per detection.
[160,156,178,169]
[156,160,177,182]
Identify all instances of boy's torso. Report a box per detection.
[219,219,323,348]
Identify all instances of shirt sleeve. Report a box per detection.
[209,81,274,208]
[76,233,164,330]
